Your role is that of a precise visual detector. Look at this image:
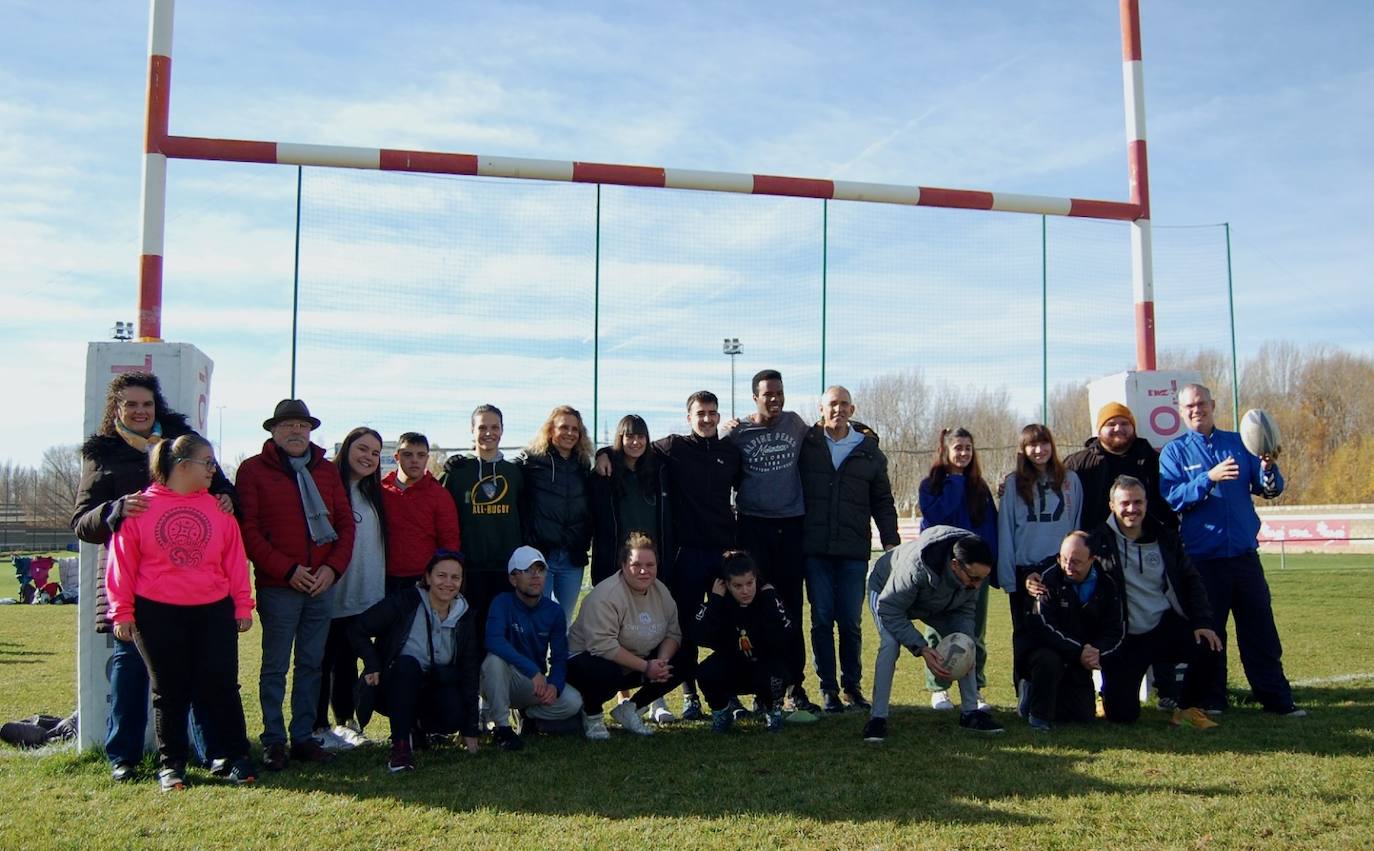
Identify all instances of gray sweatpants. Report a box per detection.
[867,590,978,719]
[481,654,583,726]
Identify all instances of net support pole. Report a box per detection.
[820,199,828,394]
[1122,0,1156,371]
[1041,214,1049,423]
[137,0,175,342]
[290,166,302,397]
[1224,222,1240,424]
[593,184,601,443]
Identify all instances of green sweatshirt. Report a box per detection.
[441,453,524,574]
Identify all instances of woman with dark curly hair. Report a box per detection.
[71,372,235,783]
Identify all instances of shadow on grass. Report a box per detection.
[233,684,1374,825]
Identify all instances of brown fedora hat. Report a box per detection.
[262,399,321,431]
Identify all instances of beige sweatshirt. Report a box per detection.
[568,572,682,662]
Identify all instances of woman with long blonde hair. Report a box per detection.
[516,405,594,623]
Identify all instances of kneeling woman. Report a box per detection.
[106,434,256,791]
[566,531,693,739]
[351,552,480,772]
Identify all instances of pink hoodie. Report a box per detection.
[106,483,254,623]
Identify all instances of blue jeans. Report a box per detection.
[540,549,584,627]
[805,556,868,693]
[106,637,207,766]
[257,585,334,746]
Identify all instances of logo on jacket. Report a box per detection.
[471,475,510,513]
[154,507,213,570]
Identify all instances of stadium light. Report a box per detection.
[722,337,742,418]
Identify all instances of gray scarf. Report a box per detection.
[288,452,338,545]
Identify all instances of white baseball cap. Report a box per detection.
[506,545,547,574]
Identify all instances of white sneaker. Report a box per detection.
[973,690,992,712]
[930,690,954,711]
[611,700,655,736]
[648,697,676,724]
[314,727,351,751]
[333,724,366,747]
[582,713,610,741]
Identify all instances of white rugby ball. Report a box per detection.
[1240,408,1281,457]
[936,632,977,680]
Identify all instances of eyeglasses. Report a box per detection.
[177,457,218,470]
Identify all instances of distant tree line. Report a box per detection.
[859,342,1374,514]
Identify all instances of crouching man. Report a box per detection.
[1089,475,1222,728]
[1019,532,1124,731]
[481,546,584,751]
[863,526,1002,742]
[692,550,798,734]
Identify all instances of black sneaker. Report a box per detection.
[111,762,137,783]
[157,764,187,792]
[290,738,336,764]
[263,742,288,772]
[862,717,888,743]
[959,709,1005,735]
[225,757,258,785]
[821,689,846,714]
[843,687,872,711]
[786,687,823,715]
[209,758,232,778]
[680,695,703,721]
[492,726,524,752]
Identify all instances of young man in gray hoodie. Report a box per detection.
[862,525,1003,742]
[1086,475,1222,728]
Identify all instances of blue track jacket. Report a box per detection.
[1159,427,1283,560]
[484,592,570,693]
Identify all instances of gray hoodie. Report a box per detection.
[869,525,980,652]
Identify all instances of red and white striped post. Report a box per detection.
[137,0,174,342]
[1122,0,1156,370]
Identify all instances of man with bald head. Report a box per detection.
[1018,532,1124,731]
[798,386,901,714]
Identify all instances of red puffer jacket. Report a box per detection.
[236,439,356,589]
[381,470,461,578]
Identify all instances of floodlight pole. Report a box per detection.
[723,338,742,419]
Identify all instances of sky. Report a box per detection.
[1,1,1371,468]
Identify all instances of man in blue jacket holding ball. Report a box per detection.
[1159,383,1302,717]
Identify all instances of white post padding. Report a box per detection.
[77,341,215,752]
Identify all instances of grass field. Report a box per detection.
[1,553,1371,849]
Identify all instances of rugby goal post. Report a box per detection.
[135,0,1159,370]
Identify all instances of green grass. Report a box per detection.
[2,553,1372,849]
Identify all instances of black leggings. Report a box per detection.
[566,642,695,715]
[133,595,250,767]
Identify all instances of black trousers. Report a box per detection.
[381,655,470,744]
[1023,646,1096,724]
[670,547,723,697]
[566,642,696,714]
[736,514,807,690]
[133,595,250,767]
[316,614,361,728]
[1102,610,1221,723]
[385,575,422,597]
[697,651,788,711]
[462,570,508,654]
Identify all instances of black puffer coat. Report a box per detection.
[71,412,234,632]
[799,423,900,560]
[516,450,593,567]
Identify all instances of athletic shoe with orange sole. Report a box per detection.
[1171,707,1219,729]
